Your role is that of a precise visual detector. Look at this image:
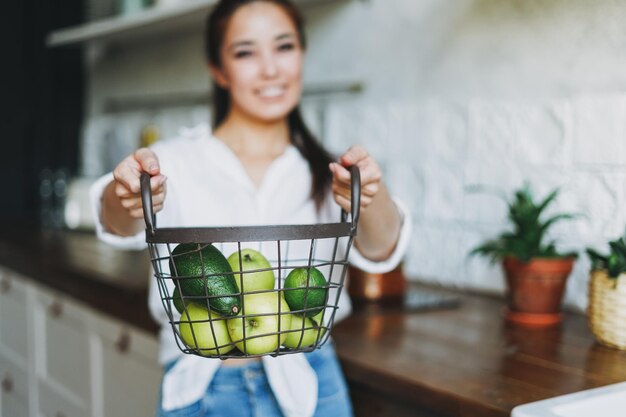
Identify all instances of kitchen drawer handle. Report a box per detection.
[115,330,131,354]
[48,300,63,318]
[0,276,10,294]
[1,374,13,393]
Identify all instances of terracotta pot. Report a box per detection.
[502,256,575,327]
[348,265,406,301]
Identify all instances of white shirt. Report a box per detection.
[90,124,411,416]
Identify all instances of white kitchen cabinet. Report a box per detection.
[90,314,160,417]
[33,290,92,413]
[2,395,29,417]
[0,270,30,366]
[37,380,87,417]
[0,269,34,417]
[0,268,161,417]
[0,351,30,417]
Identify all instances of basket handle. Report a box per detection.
[140,172,156,236]
[140,165,361,235]
[341,165,361,232]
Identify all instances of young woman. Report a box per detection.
[91,1,411,416]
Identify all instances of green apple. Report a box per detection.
[179,304,235,356]
[227,249,276,293]
[283,311,326,349]
[227,292,292,355]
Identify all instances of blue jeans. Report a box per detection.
[156,341,353,417]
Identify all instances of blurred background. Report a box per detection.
[4,1,626,416]
[8,0,626,310]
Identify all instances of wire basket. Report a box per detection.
[140,166,360,359]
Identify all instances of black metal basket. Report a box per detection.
[140,166,360,359]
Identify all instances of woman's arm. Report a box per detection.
[329,146,402,262]
[101,148,167,236]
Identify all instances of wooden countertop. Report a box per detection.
[333,293,626,417]
[1,225,625,416]
[0,224,158,333]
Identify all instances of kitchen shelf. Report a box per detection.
[102,80,363,112]
[47,0,341,47]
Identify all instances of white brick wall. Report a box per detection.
[81,0,626,311]
[323,95,626,311]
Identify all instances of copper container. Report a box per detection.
[348,265,407,301]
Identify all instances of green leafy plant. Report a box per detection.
[587,235,626,279]
[470,184,578,263]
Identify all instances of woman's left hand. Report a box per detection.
[329,145,382,213]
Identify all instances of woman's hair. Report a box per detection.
[205,0,334,210]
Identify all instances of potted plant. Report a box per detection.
[586,235,626,350]
[470,184,578,326]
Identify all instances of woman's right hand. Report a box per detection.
[111,148,167,219]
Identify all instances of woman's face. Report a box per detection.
[213,2,304,123]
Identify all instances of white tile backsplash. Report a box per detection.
[80,0,626,315]
[572,96,626,166]
[556,171,626,238]
[318,94,626,312]
[513,101,568,167]
[324,102,393,164]
[81,93,626,312]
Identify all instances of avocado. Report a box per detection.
[169,243,241,316]
[172,286,185,314]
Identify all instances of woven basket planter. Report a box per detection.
[588,269,626,350]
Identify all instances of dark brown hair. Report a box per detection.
[205,0,333,209]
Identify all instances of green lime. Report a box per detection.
[169,243,241,316]
[283,267,328,317]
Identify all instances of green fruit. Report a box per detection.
[172,286,184,314]
[171,286,203,314]
[283,312,325,349]
[179,304,235,356]
[227,292,292,355]
[227,249,276,292]
[172,286,206,315]
[169,243,241,316]
[283,267,328,317]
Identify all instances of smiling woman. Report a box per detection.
[209,2,304,123]
[204,0,334,208]
[93,1,411,416]
[206,0,314,192]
